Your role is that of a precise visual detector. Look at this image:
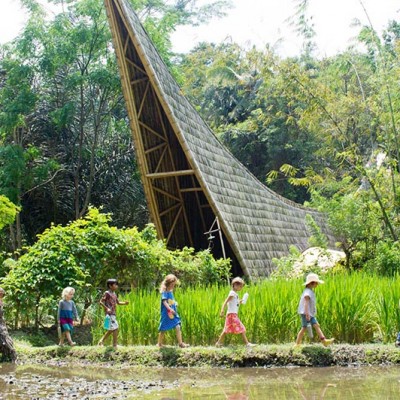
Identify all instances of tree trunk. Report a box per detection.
[15,212,22,250]
[34,294,41,329]
[80,297,92,326]
[0,305,17,362]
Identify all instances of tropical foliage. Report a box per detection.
[92,273,400,346]
[1,207,230,328]
[0,0,228,254]
[1,0,400,333]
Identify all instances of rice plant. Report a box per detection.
[92,273,400,345]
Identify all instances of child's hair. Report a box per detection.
[62,287,75,300]
[107,278,118,288]
[231,277,245,287]
[159,274,179,293]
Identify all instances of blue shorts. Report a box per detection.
[300,314,318,327]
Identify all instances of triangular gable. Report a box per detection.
[105,0,335,278]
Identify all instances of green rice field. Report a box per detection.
[92,273,400,346]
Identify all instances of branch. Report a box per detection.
[23,168,68,196]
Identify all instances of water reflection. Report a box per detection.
[0,364,399,399]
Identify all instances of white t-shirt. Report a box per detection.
[226,290,240,314]
[297,287,316,316]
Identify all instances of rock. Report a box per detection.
[292,247,345,276]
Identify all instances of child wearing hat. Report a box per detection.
[295,273,334,347]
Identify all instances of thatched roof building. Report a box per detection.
[104,0,336,278]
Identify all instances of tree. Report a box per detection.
[0,0,230,252]
[1,207,230,328]
[0,195,20,231]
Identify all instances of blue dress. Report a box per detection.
[158,291,181,331]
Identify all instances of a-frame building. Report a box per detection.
[104,0,335,278]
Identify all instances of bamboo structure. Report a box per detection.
[104,0,336,278]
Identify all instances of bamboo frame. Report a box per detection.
[104,0,336,279]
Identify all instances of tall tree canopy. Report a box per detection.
[0,0,229,253]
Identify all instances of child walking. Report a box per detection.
[216,277,254,347]
[98,279,129,348]
[295,273,334,347]
[157,274,188,348]
[58,287,79,346]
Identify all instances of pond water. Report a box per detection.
[0,363,399,399]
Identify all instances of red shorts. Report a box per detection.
[224,313,246,334]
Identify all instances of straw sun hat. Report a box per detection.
[232,277,245,285]
[303,273,324,286]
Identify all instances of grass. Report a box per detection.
[91,273,400,346]
[12,342,400,368]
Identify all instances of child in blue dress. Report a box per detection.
[157,274,189,348]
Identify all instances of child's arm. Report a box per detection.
[304,296,310,320]
[99,293,112,314]
[219,295,233,318]
[162,299,176,314]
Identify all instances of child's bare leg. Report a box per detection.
[296,327,307,345]
[216,331,225,346]
[313,323,334,346]
[65,330,75,345]
[98,330,112,345]
[157,331,165,347]
[59,332,65,346]
[313,323,325,339]
[241,332,250,345]
[175,325,183,345]
[112,329,119,348]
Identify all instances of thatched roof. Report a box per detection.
[104,0,336,278]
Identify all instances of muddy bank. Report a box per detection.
[13,343,400,368]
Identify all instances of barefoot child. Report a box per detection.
[98,279,129,348]
[58,287,79,346]
[157,274,188,348]
[216,277,254,347]
[295,273,334,347]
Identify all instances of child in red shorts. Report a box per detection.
[215,277,254,347]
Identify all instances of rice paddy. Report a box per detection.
[92,273,400,346]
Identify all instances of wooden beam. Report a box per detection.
[125,57,147,75]
[139,121,166,142]
[154,86,168,138]
[152,186,181,202]
[180,187,203,192]
[154,146,167,173]
[144,142,167,155]
[105,0,163,238]
[131,77,149,85]
[138,81,150,118]
[191,175,207,233]
[146,170,195,179]
[123,35,130,54]
[159,202,181,217]
[166,206,182,244]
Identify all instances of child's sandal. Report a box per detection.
[179,342,189,348]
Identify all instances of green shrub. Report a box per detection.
[365,241,400,276]
[1,207,230,328]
